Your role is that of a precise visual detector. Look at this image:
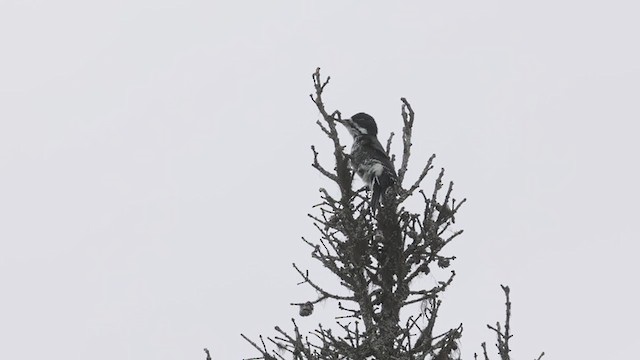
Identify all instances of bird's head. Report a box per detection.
[337,112,378,138]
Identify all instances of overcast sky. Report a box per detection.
[1,1,639,359]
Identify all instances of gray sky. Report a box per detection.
[1,1,639,359]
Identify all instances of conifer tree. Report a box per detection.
[239,69,543,360]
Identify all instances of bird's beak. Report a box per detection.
[335,117,350,125]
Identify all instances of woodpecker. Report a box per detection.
[337,112,398,214]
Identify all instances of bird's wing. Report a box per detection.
[369,137,397,175]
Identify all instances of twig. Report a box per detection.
[310,67,351,198]
[292,263,354,301]
[399,154,436,202]
[386,132,395,155]
[481,342,490,360]
[501,285,512,360]
[398,97,415,185]
[241,334,271,359]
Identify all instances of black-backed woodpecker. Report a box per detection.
[337,112,397,214]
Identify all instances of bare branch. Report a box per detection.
[310,145,338,182]
[399,154,436,203]
[501,285,512,360]
[241,334,273,360]
[309,68,357,221]
[292,263,355,302]
[481,342,490,360]
[386,131,395,155]
[398,97,415,184]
